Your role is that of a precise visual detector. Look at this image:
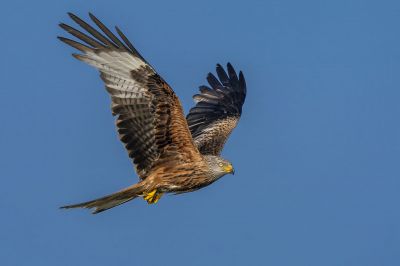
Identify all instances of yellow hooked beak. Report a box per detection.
[223,164,235,175]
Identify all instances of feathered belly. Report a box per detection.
[157,170,215,194]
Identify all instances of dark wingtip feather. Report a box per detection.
[216,63,229,85]
[59,22,71,31]
[59,21,105,48]
[115,26,147,61]
[207,73,222,89]
[67,12,79,21]
[226,62,233,73]
[187,63,247,139]
[58,36,91,52]
[88,12,99,25]
[88,12,126,49]
[66,12,115,47]
[88,12,96,19]
[226,63,238,83]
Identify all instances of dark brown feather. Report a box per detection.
[186,63,246,155]
[59,13,201,179]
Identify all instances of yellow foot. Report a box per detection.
[143,189,163,204]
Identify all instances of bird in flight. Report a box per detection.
[58,13,246,214]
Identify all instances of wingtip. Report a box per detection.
[59,22,68,30]
[67,12,76,19]
[57,36,69,44]
[115,26,124,37]
[206,72,215,81]
[57,36,71,44]
[227,62,235,71]
[68,12,84,24]
[239,71,247,93]
[88,12,98,22]
[215,63,224,73]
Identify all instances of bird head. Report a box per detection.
[205,156,235,178]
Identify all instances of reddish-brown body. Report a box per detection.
[59,13,245,214]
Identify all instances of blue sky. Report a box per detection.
[1,0,400,265]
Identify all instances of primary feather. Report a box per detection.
[187,63,247,155]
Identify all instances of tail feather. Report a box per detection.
[61,184,143,214]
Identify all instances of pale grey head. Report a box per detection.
[203,155,235,179]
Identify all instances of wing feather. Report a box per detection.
[186,63,246,155]
[59,13,200,179]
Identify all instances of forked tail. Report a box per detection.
[60,183,144,214]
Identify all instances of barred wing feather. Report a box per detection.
[186,63,246,155]
[59,13,199,179]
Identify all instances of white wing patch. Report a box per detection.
[74,50,152,104]
[76,51,146,78]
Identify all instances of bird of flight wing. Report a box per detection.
[59,13,200,180]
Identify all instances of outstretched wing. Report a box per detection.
[59,13,200,179]
[186,63,246,155]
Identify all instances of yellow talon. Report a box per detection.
[143,189,163,204]
[143,189,156,201]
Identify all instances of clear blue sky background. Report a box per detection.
[1,0,399,265]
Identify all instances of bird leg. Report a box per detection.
[143,189,163,204]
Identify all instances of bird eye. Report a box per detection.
[218,162,224,167]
